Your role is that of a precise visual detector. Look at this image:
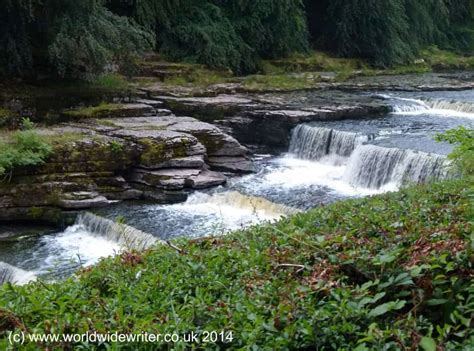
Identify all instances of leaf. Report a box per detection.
[419,336,436,351]
[368,300,406,317]
[426,298,448,306]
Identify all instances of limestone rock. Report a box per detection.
[207,156,255,173]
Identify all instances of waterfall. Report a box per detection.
[0,262,36,285]
[383,94,474,117]
[344,145,449,189]
[388,97,430,113]
[186,191,300,217]
[75,212,159,251]
[289,125,367,161]
[426,99,474,114]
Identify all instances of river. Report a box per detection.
[1,89,473,284]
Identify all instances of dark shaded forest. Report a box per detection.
[1,0,473,80]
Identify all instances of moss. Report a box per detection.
[28,207,62,224]
[62,102,125,119]
[139,138,190,167]
[139,138,167,166]
[92,74,129,91]
[96,119,119,128]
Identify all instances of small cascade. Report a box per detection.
[344,145,449,189]
[289,125,367,161]
[382,94,474,117]
[186,191,300,217]
[75,212,158,251]
[388,97,430,113]
[426,99,474,114]
[0,262,36,285]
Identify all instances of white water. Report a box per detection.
[38,224,121,272]
[286,124,449,192]
[76,212,158,251]
[260,157,384,196]
[344,145,449,189]
[289,125,367,162]
[165,191,296,235]
[3,89,469,281]
[0,262,36,285]
[385,94,474,119]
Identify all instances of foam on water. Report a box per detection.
[37,224,121,274]
[344,145,449,189]
[263,157,384,196]
[0,262,36,285]
[165,191,296,234]
[384,94,474,119]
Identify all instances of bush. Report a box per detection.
[0,118,53,177]
[436,127,474,180]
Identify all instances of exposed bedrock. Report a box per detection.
[147,92,390,148]
[0,111,252,223]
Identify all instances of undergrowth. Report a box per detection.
[0,118,52,178]
[0,178,472,349]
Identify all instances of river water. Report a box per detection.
[1,90,473,283]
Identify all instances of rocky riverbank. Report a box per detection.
[1,70,473,224]
[0,107,251,223]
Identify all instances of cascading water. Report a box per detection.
[287,119,451,191]
[185,191,299,217]
[289,125,367,161]
[383,94,474,118]
[344,145,449,189]
[0,262,36,285]
[4,89,471,282]
[389,97,430,113]
[75,212,159,251]
[426,99,474,114]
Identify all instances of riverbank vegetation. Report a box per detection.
[1,1,473,81]
[0,119,52,178]
[0,131,472,349]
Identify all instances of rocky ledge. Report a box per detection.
[0,111,252,223]
[143,91,390,148]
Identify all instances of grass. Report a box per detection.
[135,47,473,94]
[419,46,474,70]
[92,74,130,92]
[0,178,472,349]
[241,73,317,91]
[62,102,126,119]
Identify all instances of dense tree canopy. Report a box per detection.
[305,0,474,66]
[0,0,472,79]
[106,0,309,74]
[0,0,153,80]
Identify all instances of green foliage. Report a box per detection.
[305,0,474,67]
[0,0,154,80]
[107,0,309,74]
[0,0,34,77]
[436,127,474,180]
[0,118,53,177]
[0,179,472,349]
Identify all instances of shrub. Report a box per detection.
[0,118,53,178]
[436,127,474,180]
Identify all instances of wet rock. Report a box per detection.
[128,168,226,190]
[135,99,164,108]
[185,170,227,189]
[58,193,110,209]
[207,156,255,173]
